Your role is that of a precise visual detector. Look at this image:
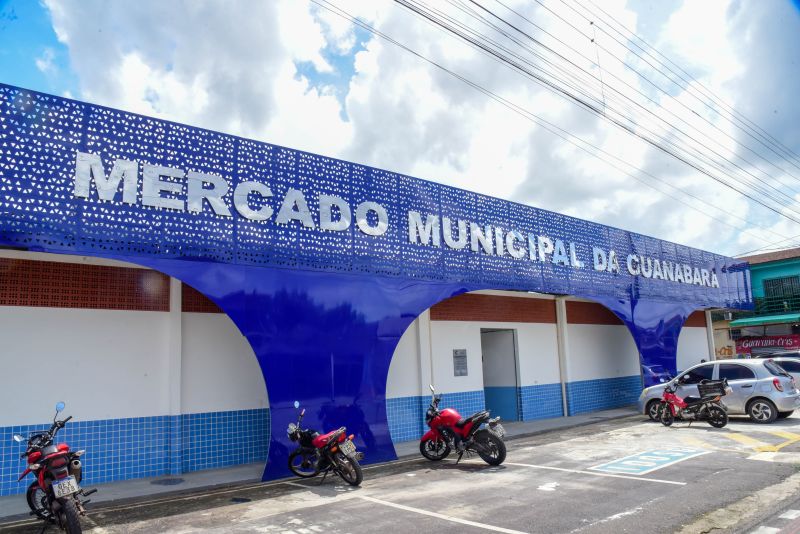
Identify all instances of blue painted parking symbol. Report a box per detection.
[588,447,710,475]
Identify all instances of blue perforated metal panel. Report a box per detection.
[0,84,749,308]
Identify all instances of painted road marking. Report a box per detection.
[588,448,709,475]
[780,509,800,520]
[503,461,686,485]
[723,432,772,450]
[761,430,800,452]
[749,527,780,534]
[359,495,528,534]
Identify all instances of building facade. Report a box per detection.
[0,250,712,496]
[712,248,800,359]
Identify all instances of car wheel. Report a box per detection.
[646,400,662,421]
[778,410,794,419]
[747,398,778,424]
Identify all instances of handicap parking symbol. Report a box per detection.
[588,447,710,475]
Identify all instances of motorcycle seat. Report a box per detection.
[455,410,490,428]
[682,396,702,404]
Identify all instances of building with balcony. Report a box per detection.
[712,247,800,358]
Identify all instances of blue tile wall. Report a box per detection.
[182,409,270,473]
[386,396,425,443]
[386,390,486,443]
[0,408,270,496]
[565,375,642,415]
[438,390,486,421]
[519,383,564,421]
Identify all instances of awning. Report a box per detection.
[729,313,800,327]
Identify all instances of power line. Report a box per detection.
[566,0,800,174]
[309,0,795,245]
[488,0,800,206]
[395,0,800,225]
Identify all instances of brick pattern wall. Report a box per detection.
[430,294,556,323]
[684,310,707,327]
[0,258,169,311]
[565,301,623,325]
[182,283,223,313]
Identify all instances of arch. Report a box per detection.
[0,83,751,485]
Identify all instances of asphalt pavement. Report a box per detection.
[5,413,800,533]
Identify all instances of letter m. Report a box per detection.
[73,151,138,204]
[408,211,441,246]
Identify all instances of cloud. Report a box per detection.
[42,0,800,257]
[34,47,56,75]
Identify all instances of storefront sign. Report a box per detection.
[0,83,751,307]
[736,335,800,355]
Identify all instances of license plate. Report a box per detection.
[490,423,505,437]
[339,439,356,457]
[52,476,79,498]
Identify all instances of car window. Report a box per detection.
[778,360,800,373]
[718,363,756,380]
[680,364,714,384]
[765,360,791,377]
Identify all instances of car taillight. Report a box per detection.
[773,378,784,392]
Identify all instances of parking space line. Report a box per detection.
[503,461,686,485]
[722,432,772,449]
[761,430,800,452]
[358,495,528,533]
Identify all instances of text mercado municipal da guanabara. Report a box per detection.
[72,151,720,288]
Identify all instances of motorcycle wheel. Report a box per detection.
[288,449,320,478]
[474,430,506,466]
[419,438,451,461]
[60,499,82,534]
[707,405,728,428]
[660,403,674,427]
[26,482,52,521]
[334,452,363,486]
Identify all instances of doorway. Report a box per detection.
[480,328,520,421]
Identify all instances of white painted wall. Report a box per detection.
[515,323,561,386]
[388,318,562,397]
[429,322,485,393]
[481,330,517,387]
[0,307,171,426]
[677,327,712,373]
[386,319,422,398]
[565,325,640,382]
[181,312,268,413]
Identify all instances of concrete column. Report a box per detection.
[416,310,434,436]
[417,310,434,396]
[167,277,183,475]
[705,310,716,361]
[555,297,570,417]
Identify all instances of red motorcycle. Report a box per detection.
[13,402,96,534]
[659,378,729,428]
[420,385,506,465]
[286,401,364,486]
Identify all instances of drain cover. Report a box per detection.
[230,497,252,503]
[151,478,185,486]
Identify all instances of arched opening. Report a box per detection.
[0,250,268,496]
[385,290,713,446]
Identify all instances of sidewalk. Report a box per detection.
[393,405,639,457]
[0,405,639,521]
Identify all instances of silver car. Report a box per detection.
[638,359,800,424]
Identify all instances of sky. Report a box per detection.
[1,0,799,258]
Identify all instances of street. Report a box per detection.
[6,414,800,533]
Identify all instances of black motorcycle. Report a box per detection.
[286,401,364,486]
[13,402,96,533]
